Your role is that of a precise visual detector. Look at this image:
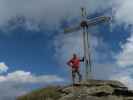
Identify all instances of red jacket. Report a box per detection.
[67,58,81,69]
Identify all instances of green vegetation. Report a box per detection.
[17,86,61,100]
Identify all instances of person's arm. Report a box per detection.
[80,57,84,62]
[67,60,72,66]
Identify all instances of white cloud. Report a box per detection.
[0,0,112,30]
[113,0,133,67]
[0,70,64,100]
[0,62,8,73]
[114,0,133,25]
[111,0,133,90]
[0,70,64,83]
[116,33,133,67]
[54,31,83,65]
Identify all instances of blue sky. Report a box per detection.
[0,29,57,74]
[0,0,133,99]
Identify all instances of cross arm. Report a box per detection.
[64,25,81,33]
[87,16,111,27]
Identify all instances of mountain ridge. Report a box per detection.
[17,80,133,100]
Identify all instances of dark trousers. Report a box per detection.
[72,68,82,84]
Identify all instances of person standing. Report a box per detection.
[67,54,84,85]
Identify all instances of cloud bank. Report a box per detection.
[0,0,113,30]
[114,0,133,25]
[114,0,133,68]
[0,70,64,83]
[0,70,64,100]
[0,62,8,73]
[0,63,64,100]
[116,33,133,67]
[109,0,133,90]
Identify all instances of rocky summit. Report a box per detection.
[17,80,133,100]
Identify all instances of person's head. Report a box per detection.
[73,53,77,59]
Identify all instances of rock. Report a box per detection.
[86,85,114,95]
[113,88,133,97]
[17,80,133,100]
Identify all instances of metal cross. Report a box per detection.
[64,7,111,81]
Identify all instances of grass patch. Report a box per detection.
[17,86,61,100]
